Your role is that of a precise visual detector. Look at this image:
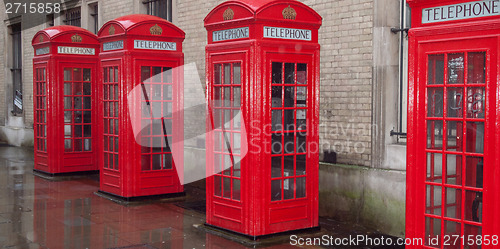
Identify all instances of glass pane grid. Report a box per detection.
[271,62,308,202]
[425,52,485,247]
[64,68,93,153]
[140,66,174,172]
[103,66,119,170]
[35,68,48,152]
[212,62,242,201]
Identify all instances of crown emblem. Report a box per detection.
[71,34,82,43]
[150,24,163,35]
[39,35,44,42]
[282,5,297,20]
[223,7,234,20]
[109,25,115,35]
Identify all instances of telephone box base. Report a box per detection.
[198,223,321,246]
[33,169,99,181]
[95,190,186,205]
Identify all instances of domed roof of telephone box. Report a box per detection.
[32,25,98,46]
[98,14,185,39]
[204,0,322,27]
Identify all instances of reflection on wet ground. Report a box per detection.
[0,146,401,249]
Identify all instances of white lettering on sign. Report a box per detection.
[36,47,50,55]
[134,40,176,51]
[263,26,312,41]
[57,46,95,55]
[423,0,500,24]
[103,40,124,51]
[212,27,250,42]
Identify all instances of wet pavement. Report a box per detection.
[0,145,402,249]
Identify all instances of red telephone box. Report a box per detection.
[406,1,500,248]
[32,26,99,176]
[204,0,321,237]
[97,15,185,199]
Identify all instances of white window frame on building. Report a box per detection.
[143,0,173,22]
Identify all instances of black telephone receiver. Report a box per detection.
[472,159,483,222]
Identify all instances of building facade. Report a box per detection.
[0,0,408,236]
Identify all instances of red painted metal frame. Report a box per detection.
[97,15,185,198]
[205,0,321,237]
[32,26,99,174]
[406,1,500,248]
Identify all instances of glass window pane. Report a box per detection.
[296,155,306,175]
[467,87,485,119]
[233,63,241,85]
[446,154,462,186]
[296,177,306,198]
[271,179,281,201]
[64,125,72,137]
[64,111,72,123]
[466,156,483,188]
[83,83,91,95]
[297,64,307,84]
[427,120,443,150]
[233,156,240,177]
[74,83,82,95]
[233,133,241,154]
[141,66,150,82]
[223,64,231,84]
[73,68,82,81]
[284,63,294,83]
[296,133,306,153]
[104,68,108,83]
[446,121,462,152]
[297,110,306,131]
[64,68,72,81]
[74,139,82,151]
[64,97,72,109]
[114,67,118,83]
[214,154,221,174]
[64,139,72,152]
[233,87,241,107]
[427,88,443,117]
[448,53,464,84]
[83,97,91,109]
[223,177,231,198]
[283,133,294,154]
[163,102,172,118]
[233,179,240,200]
[163,67,172,83]
[224,87,231,107]
[74,96,82,109]
[284,110,294,131]
[272,86,282,107]
[84,125,91,137]
[271,156,282,178]
[214,64,221,85]
[445,188,461,219]
[84,139,91,151]
[427,153,442,183]
[224,154,231,175]
[162,85,172,101]
[152,154,161,170]
[467,52,485,84]
[272,62,282,84]
[297,87,307,107]
[83,68,91,81]
[284,155,294,176]
[272,134,282,154]
[283,178,294,200]
[428,54,444,85]
[465,190,483,223]
[466,122,484,153]
[426,185,442,215]
[284,86,294,107]
[447,87,463,118]
[272,110,282,131]
[64,83,72,95]
[153,67,162,82]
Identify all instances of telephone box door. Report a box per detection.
[137,60,183,194]
[60,64,96,155]
[410,37,498,249]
